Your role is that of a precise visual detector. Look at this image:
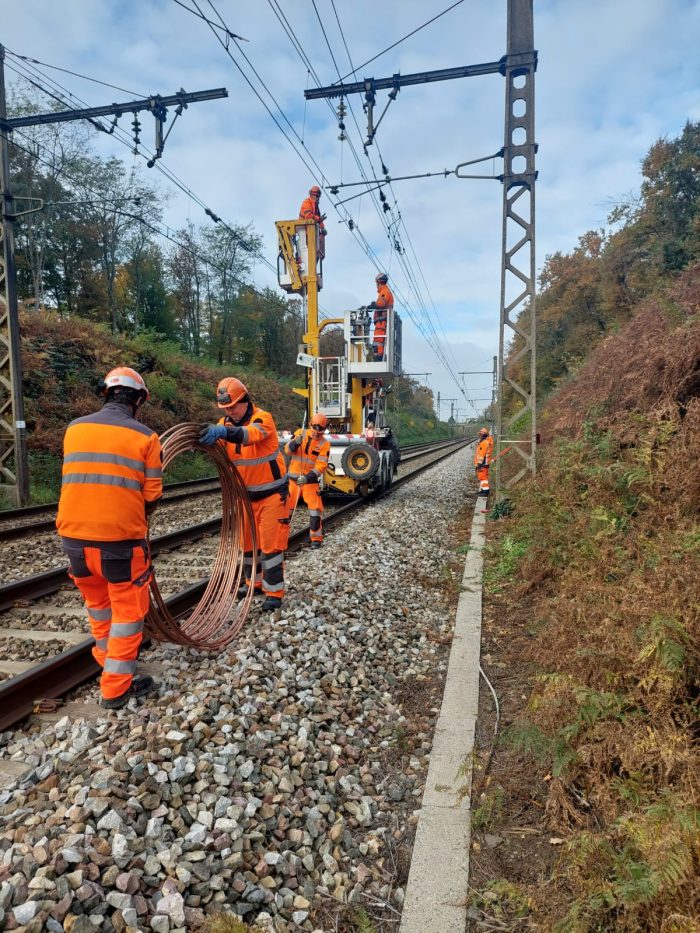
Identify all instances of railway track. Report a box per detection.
[0,437,459,543]
[0,436,470,731]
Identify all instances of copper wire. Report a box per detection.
[145,422,256,650]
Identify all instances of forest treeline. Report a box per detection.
[506,120,700,413]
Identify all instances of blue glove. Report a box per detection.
[199,424,227,446]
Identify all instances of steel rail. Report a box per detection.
[0,437,466,606]
[0,437,471,732]
[0,439,459,542]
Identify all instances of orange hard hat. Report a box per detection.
[310,413,328,431]
[309,185,321,197]
[479,426,489,436]
[216,377,248,408]
[103,366,149,400]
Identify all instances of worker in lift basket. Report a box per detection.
[367,272,394,361]
[285,413,331,549]
[56,367,162,710]
[199,377,291,612]
[299,184,327,260]
[474,426,494,500]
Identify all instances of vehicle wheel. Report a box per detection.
[341,442,380,481]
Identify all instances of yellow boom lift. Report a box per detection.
[276,216,402,495]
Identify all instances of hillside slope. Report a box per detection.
[467,266,699,930]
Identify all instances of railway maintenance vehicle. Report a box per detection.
[276,214,402,495]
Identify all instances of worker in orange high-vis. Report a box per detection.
[474,426,494,499]
[368,272,393,361]
[199,377,290,612]
[285,413,330,549]
[299,185,327,260]
[56,367,162,709]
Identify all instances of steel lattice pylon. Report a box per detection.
[0,45,29,506]
[495,0,537,494]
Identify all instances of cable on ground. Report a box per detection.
[145,422,256,649]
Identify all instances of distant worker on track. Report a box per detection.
[368,272,394,361]
[56,367,162,710]
[299,184,327,260]
[285,413,331,549]
[199,377,290,612]
[474,426,494,499]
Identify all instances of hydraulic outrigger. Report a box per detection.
[276,216,402,495]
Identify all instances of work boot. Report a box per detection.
[310,541,322,549]
[101,675,157,710]
[261,596,283,613]
[237,585,262,599]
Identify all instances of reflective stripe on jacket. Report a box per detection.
[285,429,331,482]
[219,405,287,500]
[374,284,394,329]
[56,402,162,542]
[474,436,494,468]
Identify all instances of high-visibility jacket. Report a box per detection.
[373,284,394,332]
[284,429,330,483]
[218,405,287,501]
[474,435,494,469]
[299,197,325,232]
[56,402,162,542]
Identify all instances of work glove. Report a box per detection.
[199,424,227,446]
[320,213,327,221]
[320,228,327,235]
[368,301,377,309]
[294,475,308,486]
[288,437,302,452]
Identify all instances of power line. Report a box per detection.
[7,49,146,97]
[333,0,466,84]
[4,53,277,276]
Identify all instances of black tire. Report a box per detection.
[341,442,380,481]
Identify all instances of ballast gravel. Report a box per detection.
[0,451,474,932]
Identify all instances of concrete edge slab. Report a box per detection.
[400,494,485,933]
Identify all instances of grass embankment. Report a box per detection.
[468,268,700,930]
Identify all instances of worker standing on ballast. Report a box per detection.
[474,426,494,500]
[368,272,393,361]
[285,413,330,549]
[199,378,290,612]
[56,367,162,710]
[299,185,327,260]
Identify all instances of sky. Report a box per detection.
[3,0,700,419]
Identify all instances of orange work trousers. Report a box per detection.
[288,481,324,543]
[61,539,152,700]
[242,490,291,598]
[372,326,386,361]
[476,466,490,496]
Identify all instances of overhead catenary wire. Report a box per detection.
[332,0,467,84]
[316,4,473,406]
[4,50,276,276]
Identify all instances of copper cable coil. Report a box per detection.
[145,422,256,649]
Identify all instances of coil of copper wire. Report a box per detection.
[145,422,256,649]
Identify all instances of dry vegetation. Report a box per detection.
[469,266,700,931]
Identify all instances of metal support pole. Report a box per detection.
[495,0,537,497]
[0,45,29,506]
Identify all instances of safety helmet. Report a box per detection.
[103,367,149,400]
[216,377,248,408]
[309,185,321,197]
[479,426,489,437]
[310,413,328,432]
[375,272,388,284]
